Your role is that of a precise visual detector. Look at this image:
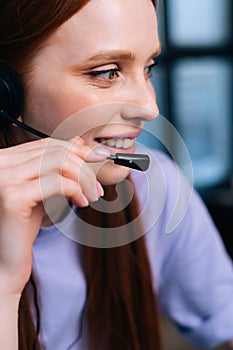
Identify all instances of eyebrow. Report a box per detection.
[86,50,135,63]
[85,43,162,64]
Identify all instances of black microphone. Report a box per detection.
[107,153,150,171]
[0,108,49,138]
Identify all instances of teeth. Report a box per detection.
[115,139,123,148]
[100,138,135,149]
[122,139,134,149]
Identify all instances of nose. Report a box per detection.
[121,78,159,122]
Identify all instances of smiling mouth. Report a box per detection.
[95,137,135,149]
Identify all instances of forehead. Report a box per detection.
[42,0,159,63]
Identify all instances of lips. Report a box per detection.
[93,128,142,153]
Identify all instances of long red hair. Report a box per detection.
[0,1,162,349]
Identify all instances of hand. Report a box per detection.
[0,137,107,296]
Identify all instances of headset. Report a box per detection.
[0,61,150,171]
[0,61,48,141]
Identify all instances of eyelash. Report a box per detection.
[145,58,160,78]
[84,68,120,81]
[84,58,160,82]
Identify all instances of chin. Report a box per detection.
[96,161,130,186]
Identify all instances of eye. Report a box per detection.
[144,57,160,78]
[84,68,120,80]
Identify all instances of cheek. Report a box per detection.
[53,77,106,118]
[24,82,101,134]
[43,87,96,121]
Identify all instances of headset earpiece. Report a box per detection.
[0,61,24,123]
[0,61,48,139]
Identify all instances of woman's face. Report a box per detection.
[23,0,161,185]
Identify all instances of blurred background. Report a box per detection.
[138,0,233,348]
[139,0,233,257]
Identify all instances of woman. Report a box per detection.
[0,0,233,349]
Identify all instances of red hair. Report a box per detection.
[0,1,161,349]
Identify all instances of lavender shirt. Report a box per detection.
[32,150,233,349]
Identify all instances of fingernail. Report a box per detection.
[81,194,89,207]
[96,181,104,197]
[89,188,99,202]
[94,147,111,157]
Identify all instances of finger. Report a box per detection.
[40,152,104,201]
[40,173,90,207]
[1,147,96,182]
[0,149,103,202]
[1,174,89,220]
[0,137,110,167]
[67,137,110,162]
